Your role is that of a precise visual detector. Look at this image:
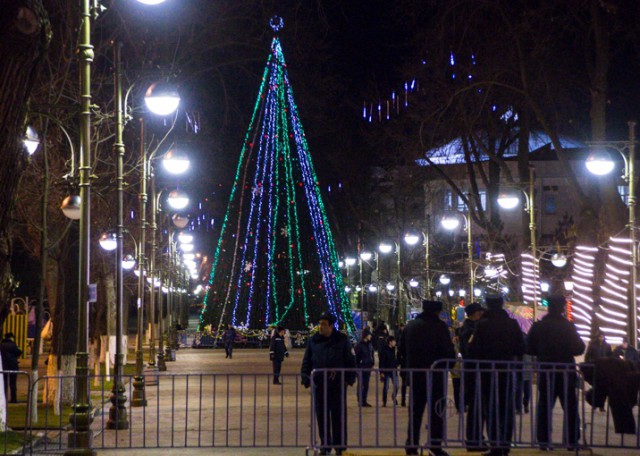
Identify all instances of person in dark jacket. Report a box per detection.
[374,322,389,353]
[468,295,525,456]
[399,300,455,456]
[222,324,237,359]
[0,333,22,403]
[269,326,289,384]
[354,328,375,407]
[396,322,408,407]
[585,330,612,363]
[301,312,356,456]
[379,335,400,407]
[527,295,585,450]
[613,338,639,363]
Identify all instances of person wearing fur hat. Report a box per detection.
[301,312,356,455]
[399,300,455,456]
[527,295,585,451]
[468,295,525,455]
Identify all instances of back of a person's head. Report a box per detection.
[485,295,504,310]
[547,295,566,314]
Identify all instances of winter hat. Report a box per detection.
[547,295,566,314]
[318,312,336,325]
[422,300,443,313]
[464,303,484,316]
[485,295,504,310]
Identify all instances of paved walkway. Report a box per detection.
[22,347,640,455]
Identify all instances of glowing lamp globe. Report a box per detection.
[386,283,395,291]
[24,125,40,155]
[177,232,194,244]
[404,233,420,245]
[540,281,550,293]
[378,242,393,254]
[172,213,190,229]
[435,291,442,298]
[441,215,460,231]
[586,151,615,176]
[459,289,466,297]
[551,253,568,268]
[345,257,357,266]
[122,254,136,270]
[61,195,81,220]
[344,286,352,293]
[497,191,520,210]
[474,288,482,297]
[360,251,372,261]
[180,243,195,253]
[564,280,574,292]
[144,82,180,116]
[409,278,419,288]
[167,190,189,210]
[439,274,451,285]
[162,148,190,174]
[368,285,377,293]
[99,231,118,251]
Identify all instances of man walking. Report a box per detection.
[269,326,289,384]
[468,295,525,456]
[354,328,375,407]
[222,324,236,359]
[400,300,455,456]
[527,295,585,450]
[301,312,356,455]
[0,332,22,403]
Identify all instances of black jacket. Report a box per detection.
[527,313,585,363]
[269,334,288,362]
[585,340,612,363]
[354,340,375,368]
[379,344,399,371]
[0,338,22,370]
[300,329,356,387]
[399,311,455,369]
[222,328,236,344]
[458,318,477,359]
[467,309,525,362]
[613,346,639,363]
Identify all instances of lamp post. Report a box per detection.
[441,209,473,301]
[497,165,539,320]
[359,251,373,322]
[586,121,637,348]
[404,226,431,298]
[379,241,402,324]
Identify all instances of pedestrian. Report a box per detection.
[269,326,289,384]
[612,337,639,363]
[374,322,389,353]
[468,295,525,456]
[585,330,612,363]
[379,335,400,407]
[396,322,408,407]
[0,332,22,403]
[514,353,533,414]
[354,327,375,407]
[527,295,585,451]
[458,302,486,451]
[399,300,455,456]
[222,324,236,359]
[301,312,356,456]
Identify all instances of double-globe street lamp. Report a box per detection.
[441,199,474,302]
[585,121,638,348]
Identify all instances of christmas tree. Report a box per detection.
[199,17,355,332]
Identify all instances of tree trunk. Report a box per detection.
[0,0,50,324]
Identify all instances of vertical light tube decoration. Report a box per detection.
[570,245,598,342]
[520,252,540,311]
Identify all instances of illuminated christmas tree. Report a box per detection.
[200,18,354,332]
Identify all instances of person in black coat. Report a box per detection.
[354,328,375,407]
[396,322,408,406]
[379,335,400,407]
[613,338,639,363]
[269,326,289,384]
[222,324,237,359]
[468,295,525,456]
[0,333,22,403]
[527,295,585,450]
[399,300,455,456]
[301,312,356,456]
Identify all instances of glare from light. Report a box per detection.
[441,215,460,231]
[502,286,510,294]
[439,274,451,285]
[360,251,372,261]
[404,233,420,246]
[163,148,190,175]
[180,243,194,252]
[474,288,482,297]
[435,291,442,297]
[378,242,393,254]
[564,280,574,291]
[345,257,357,266]
[167,190,190,210]
[338,261,344,268]
[551,253,568,268]
[182,253,195,261]
[497,191,520,210]
[484,266,498,278]
[61,195,82,220]
[99,232,117,251]
[459,289,466,297]
[122,254,136,270]
[144,82,180,116]
[178,232,194,244]
[586,151,615,176]
[540,281,550,293]
[24,125,40,155]
[409,279,419,288]
[345,286,352,293]
[386,283,395,291]
[136,0,167,4]
[448,290,455,297]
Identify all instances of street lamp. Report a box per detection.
[441,208,473,301]
[439,274,451,286]
[586,121,637,348]
[551,253,568,268]
[144,81,181,116]
[379,241,402,323]
[497,165,539,320]
[404,225,432,298]
[24,125,40,155]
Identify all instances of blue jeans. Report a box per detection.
[382,370,398,405]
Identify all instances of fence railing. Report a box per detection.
[2,361,639,454]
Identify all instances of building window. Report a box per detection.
[444,189,486,211]
[544,194,557,215]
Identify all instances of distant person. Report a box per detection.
[301,312,356,456]
[396,322,408,407]
[378,335,400,407]
[0,333,22,403]
[354,328,375,407]
[374,322,389,353]
[400,300,455,456]
[585,330,612,363]
[222,324,237,359]
[269,326,289,384]
[527,295,585,451]
[468,295,525,456]
[613,338,639,363]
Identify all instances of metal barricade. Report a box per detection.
[0,370,31,456]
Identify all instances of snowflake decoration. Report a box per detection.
[280,227,288,237]
[294,332,307,346]
[244,261,253,272]
[257,330,269,341]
